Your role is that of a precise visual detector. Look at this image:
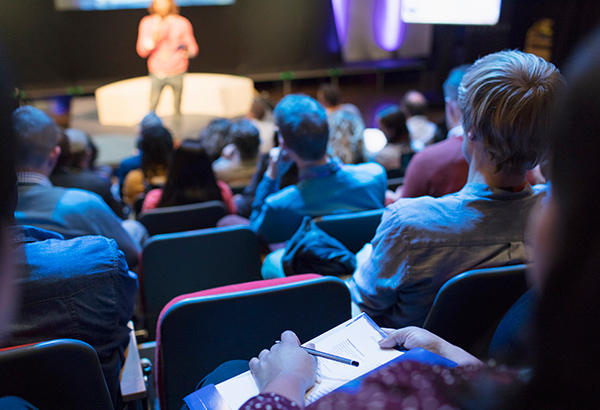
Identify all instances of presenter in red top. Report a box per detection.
[136,0,198,120]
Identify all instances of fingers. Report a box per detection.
[249,357,259,370]
[258,349,270,360]
[281,330,300,345]
[378,327,413,348]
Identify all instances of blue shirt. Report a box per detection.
[15,173,141,268]
[249,158,387,243]
[348,182,548,328]
[4,225,138,408]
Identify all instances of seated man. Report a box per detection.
[0,87,138,408]
[249,95,386,244]
[398,65,471,199]
[348,50,565,328]
[12,106,144,268]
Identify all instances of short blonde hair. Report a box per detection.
[459,50,565,173]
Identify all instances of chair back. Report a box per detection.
[156,275,352,410]
[139,200,228,236]
[0,339,113,410]
[141,225,262,340]
[422,264,529,356]
[314,208,384,253]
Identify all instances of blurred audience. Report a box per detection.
[247,96,276,154]
[50,127,126,218]
[13,106,145,268]
[318,83,366,164]
[197,117,233,162]
[142,139,235,213]
[373,106,414,173]
[122,124,174,207]
[400,90,438,150]
[212,119,261,187]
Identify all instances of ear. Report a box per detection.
[465,127,476,141]
[47,145,61,169]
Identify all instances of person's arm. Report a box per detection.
[379,327,483,366]
[181,17,199,58]
[217,180,237,214]
[346,206,408,319]
[249,147,291,222]
[247,331,317,408]
[136,16,156,58]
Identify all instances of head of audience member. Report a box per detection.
[400,90,429,118]
[521,29,600,407]
[13,106,61,177]
[377,107,409,144]
[149,0,179,17]
[458,50,565,176]
[198,118,233,162]
[273,95,329,164]
[247,97,272,121]
[229,119,260,161]
[140,125,174,178]
[443,64,471,130]
[317,83,341,109]
[53,128,72,170]
[158,139,222,208]
[64,128,92,169]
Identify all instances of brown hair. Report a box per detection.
[148,0,179,16]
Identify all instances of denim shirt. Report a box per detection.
[4,225,138,407]
[249,158,387,243]
[348,182,548,329]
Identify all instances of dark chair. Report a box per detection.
[155,274,352,410]
[138,200,228,236]
[0,339,113,410]
[141,225,262,340]
[422,264,529,357]
[314,209,384,253]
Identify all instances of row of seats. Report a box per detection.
[0,264,528,410]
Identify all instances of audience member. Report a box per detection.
[247,96,276,154]
[373,107,414,172]
[348,50,564,328]
[249,94,386,245]
[50,127,126,218]
[212,119,261,187]
[400,90,438,149]
[141,139,236,213]
[0,78,138,408]
[122,124,174,207]
[317,83,366,164]
[241,32,600,408]
[392,65,471,200]
[12,106,144,268]
[115,112,163,193]
[197,117,233,162]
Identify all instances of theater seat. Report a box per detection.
[155,274,352,410]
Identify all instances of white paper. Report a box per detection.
[215,313,403,408]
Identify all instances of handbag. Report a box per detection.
[281,216,356,277]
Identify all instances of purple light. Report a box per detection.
[373,0,406,52]
[331,0,350,46]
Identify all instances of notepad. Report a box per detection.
[211,313,404,409]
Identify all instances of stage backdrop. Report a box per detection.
[0,0,342,89]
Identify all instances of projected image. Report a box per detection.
[55,0,234,11]
[402,0,502,25]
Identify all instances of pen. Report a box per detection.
[276,341,359,367]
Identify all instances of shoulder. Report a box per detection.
[264,185,301,210]
[342,161,386,178]
[175,15,193,27]
[21,234,128,282]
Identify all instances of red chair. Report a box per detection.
[155,274,352,410]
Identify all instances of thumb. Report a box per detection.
[378,328,409,349]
